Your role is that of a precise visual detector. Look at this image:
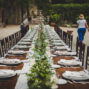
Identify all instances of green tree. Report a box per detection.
[34,0,49,10]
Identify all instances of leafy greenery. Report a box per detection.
[49,4,89,24]
[50,13,61,24]
[52,0,89,4]
[27,59,52,89]
[27,29,52,89]
[0,0,31,8]
[33,31,48,60]
[34,0,49,10]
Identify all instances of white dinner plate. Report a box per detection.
[18,42,31,45]
[55,51,76,56]
[0,59,21,65]
[56,78,67,85]
[8,50,27,55]
[51,64,61,69]
[14,45,30,49]
[0,69,16,78]
[58,59,82,66]
[62,71,89,81]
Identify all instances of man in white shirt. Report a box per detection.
[23,18,29,27]
[23,17,29,33]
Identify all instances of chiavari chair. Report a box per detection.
[67,34,73,50]
[59,29,63,39]
[17,31,21,41]
[54,25,63,39]
[63,31,67,44]
[0,39,6,56]
[54,25,59,35]
[0,41,2,57]
[4,37,9,52]
[15,32,19,43]
[12,34,16,46]
[8,35,13,48]
[76,37,85,66]
[85,46,89,69]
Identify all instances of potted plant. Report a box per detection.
[50,14,60,26]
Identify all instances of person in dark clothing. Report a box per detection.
[20,23,25,37]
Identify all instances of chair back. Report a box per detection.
[76,37,85,66]
[63,31,67,44]
[86,46,89,69]
[67,34,73,50]
[0,39,6,56]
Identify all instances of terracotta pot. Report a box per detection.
[67,30,73,35]
[50,22,56,27]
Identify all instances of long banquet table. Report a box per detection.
[0,26,38,89]
[0,25,89,89]
[45,25,89,89]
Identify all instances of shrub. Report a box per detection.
[49,4,89,25]
[50,13,61,24]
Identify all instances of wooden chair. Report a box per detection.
[12,34,16,46]
[76,37,85,66]
[63,31,67,44]
[54,25,59,34]
[0,39,6,56]
[0,41,2,57]
[15,32,19,43]
[18,31,21,40]
[79,43,85,66]
[76,37,80,57]
[54,25,63,39]
[8,35,13,48]
[18,31,22,41]
[15,31,21,43]
[85,46,89,69]
[58,29,63,39]
[67,34,73,50]
[4,37,9,52]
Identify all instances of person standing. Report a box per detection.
[77,14,89,42]
[20,23,25,37]
[23,16,29,33]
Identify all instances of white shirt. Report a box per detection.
[23,18,29,27]
[77,19,86,28]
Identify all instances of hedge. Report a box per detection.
[49,4,89,24]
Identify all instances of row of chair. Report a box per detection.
[76,37,85,66]
[54,25,89,69]
[0,31,21,57]
[54,25,73,50]
[76,37,89,69]
[86,46,89,69]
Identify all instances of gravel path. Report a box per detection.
[0,25,20,40]
[0,24,35,40]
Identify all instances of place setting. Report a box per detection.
[62,70,89,82]
[8,50,28,55]
[0,58,22,66]
[12,45,30,49]
[57,58,82,67]
[54,51,77,56]
[17,41,31,45]
[0,69,17,80]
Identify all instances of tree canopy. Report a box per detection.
[0,0,32,8]
[52,0,89,4]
